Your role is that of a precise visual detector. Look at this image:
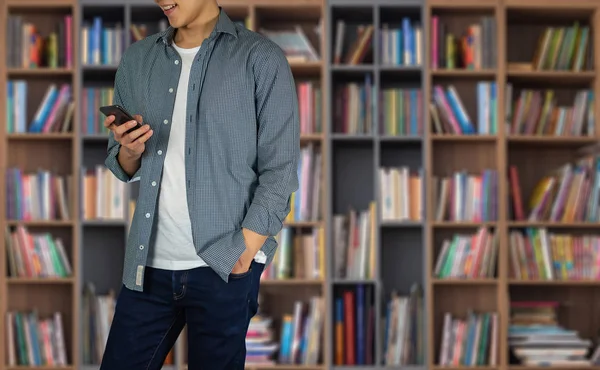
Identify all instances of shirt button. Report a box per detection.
[169,88,174,93]
[151,181,157,186]
[174,60,179,65]
[164,119,169,124]
[157,150,163,155]
[139,245,145,250]
[145,213,150,218]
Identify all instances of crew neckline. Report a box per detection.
[173,42,201,54]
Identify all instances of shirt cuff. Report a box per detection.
[105,144,141,183]
[241,202,282,237]
[200,229,248,282]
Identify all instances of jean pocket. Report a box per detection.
[229,267,252,280]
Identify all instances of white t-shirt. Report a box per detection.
[148,42,265,270]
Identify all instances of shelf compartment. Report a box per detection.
[506,6,594,74]
[506,145,586,223]
[5,224,74,280]
[81,226,126,296]
[508,285,600,366]
[332,141,375,214]
[330,5,374,66]
[432,226,498,281]
[378,5,422,68]
[6,284,75,366]
[429,5,497,71]
[432,285,499,368]
[379,70,423,138]
[331,70,376,135]
[381,227,424,297]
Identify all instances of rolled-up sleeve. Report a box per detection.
[241,43,300,237]
[104,53,141,183]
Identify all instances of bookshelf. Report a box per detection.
[328,0,426,368]
[4,0,600,369]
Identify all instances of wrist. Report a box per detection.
[119,146,141,161]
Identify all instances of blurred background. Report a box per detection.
[2,0,600,369]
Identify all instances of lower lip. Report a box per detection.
[163,5,177,15]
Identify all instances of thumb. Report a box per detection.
[133,114,143,124]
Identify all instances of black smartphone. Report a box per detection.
[99,104,142,134]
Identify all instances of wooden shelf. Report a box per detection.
[6,277,76,284]
[6,133,74,140]
[6,67,74,76]
[2,0,600,369]
[431,68,497,77]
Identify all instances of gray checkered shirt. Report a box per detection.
[105,9,300,292]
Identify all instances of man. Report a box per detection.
[99,0,299,368]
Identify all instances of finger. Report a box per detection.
[114,120,142,137]
[131,129,153,146]
[125,130,153,153]
[124,124,151,144]
[103,115,116,128]
[133,114,143,124]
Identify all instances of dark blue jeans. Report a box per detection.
[99,261,263,370]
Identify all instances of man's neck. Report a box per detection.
[173,2,220,48]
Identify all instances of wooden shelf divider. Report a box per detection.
[3,0,600,369]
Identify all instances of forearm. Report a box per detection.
[242,227,268,251]
[117,147,142,178]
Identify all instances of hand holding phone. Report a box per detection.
[100,105,153,159]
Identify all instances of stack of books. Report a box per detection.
[508,301,591,367]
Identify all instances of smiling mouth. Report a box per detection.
[161,4,177,11]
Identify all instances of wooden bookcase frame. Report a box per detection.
[2,0,600,369]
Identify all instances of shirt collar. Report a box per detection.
[157,7,238,45]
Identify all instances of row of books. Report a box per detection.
[379,166,423,222]
[332,203,376,280]
[433,169,499,222]
[509,155,600,223]
[52,83,320,136]
[276,297,324,365]
[261,227,325,281]
[431,83,498,135]
[5,311,69,367]
[529,23,592,72]
[334,284,375,365]
[5,168,71,222]
[438,310,499,366]
[297,81,323,134]
[6,15,73,69]
[380,87,423,136]
[7,148,322,223]
[380,19,423,66]
[431,16,497,70]
[332,21,373,65]
[506,85,595,137]
[509,228,600,281]
[6,82,74,134]
[434,227,498,279]
[8,80,598,139]
[285,144,322,223]
[12,154,600,225]
[81,18,124,66]
[383,284,425,366]
[81,20,171,66]
[82,166,127,220]
[261,24,320,64]
[5,226,73,279]
[82,87,114,135]
[333,75,375,135]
